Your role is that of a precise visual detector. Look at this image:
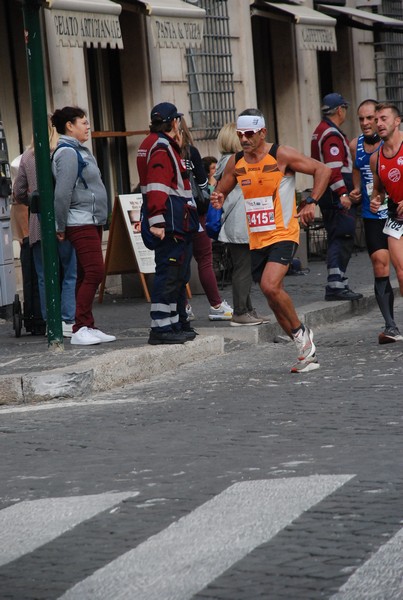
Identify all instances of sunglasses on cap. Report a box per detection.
[236,128,262,139]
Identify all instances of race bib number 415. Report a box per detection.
[245,196,276,232]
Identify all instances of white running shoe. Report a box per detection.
[293,326,316,361]
[290,355,320,373]
[89,328,116,343]
[186,303,195,321]
[208,300,233,321]
[378,326,403,344]
[71,327,101,346]
[62,322,74,338]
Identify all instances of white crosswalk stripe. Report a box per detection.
[58,475,353,600]
[0,491,138,568]
[7,475,397,600]
[330,526,403,600]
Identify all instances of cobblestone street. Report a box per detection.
[1,304,403,599]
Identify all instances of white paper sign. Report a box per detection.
[118,194,155,274]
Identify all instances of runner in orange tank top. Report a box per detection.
[211,108,331,374]
[234,148,300,250]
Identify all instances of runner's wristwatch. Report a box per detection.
[305,196,318,205]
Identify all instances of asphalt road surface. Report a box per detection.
[1,304,403,600]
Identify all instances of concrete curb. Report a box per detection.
[1,282,398,405]
[1,335,224,405]
[198,284,388,345]
[301,287,379,328]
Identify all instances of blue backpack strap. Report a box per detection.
[52,143,88,189]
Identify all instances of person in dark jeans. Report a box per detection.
[179,117,233,322]
[13,122,76,338]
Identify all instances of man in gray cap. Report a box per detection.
[137,102,199,345]
[311,93,363,301]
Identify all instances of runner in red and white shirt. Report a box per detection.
[370,102,403,305]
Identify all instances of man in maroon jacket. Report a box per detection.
[137,102,199,345]
[311,93,363,301]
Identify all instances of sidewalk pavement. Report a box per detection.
[0,250,397,405]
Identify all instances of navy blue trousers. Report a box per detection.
[321,205,357,293]
[150,235,193,332]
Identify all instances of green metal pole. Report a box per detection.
[22,0,63,350]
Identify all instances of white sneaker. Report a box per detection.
[186,303,195,322]
[71,327,101,346]
[378,326,403,344]
[62,322,74,338]
[89,328,116,343]
[208,299,233,321]
[293,326,316,361]
[290,355,320,373]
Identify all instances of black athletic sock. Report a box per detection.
[374,277,396,328]
[291,323,305,336]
